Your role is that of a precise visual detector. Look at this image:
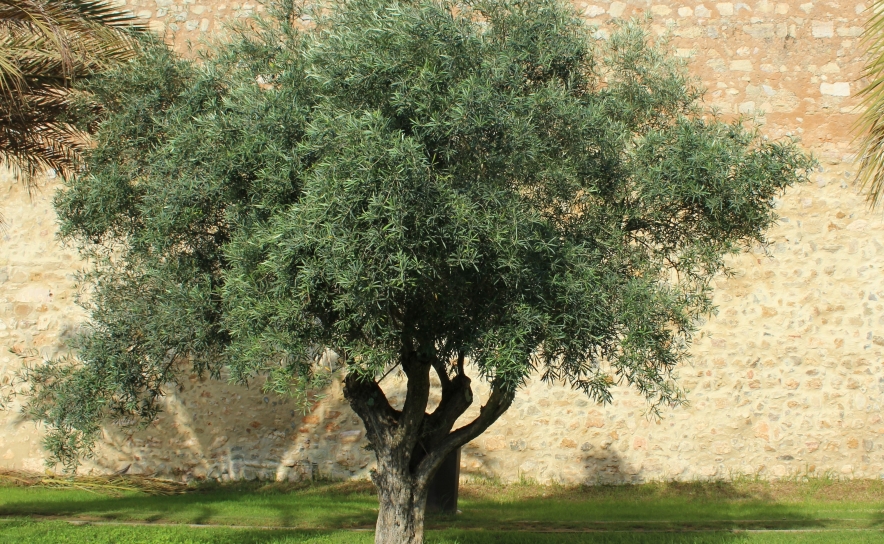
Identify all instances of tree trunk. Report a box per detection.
[343,364,514,544]
[374,468,427,544]
[426,447,460,514]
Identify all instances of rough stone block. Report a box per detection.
[608,1,626,17]
[743,23,776,38]
[837,26,863,37]
[695,4,712,17]
[716,2,734,15]
[820,82,850,96]
[812,21,834,37]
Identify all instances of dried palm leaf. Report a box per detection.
[0,468,189,496]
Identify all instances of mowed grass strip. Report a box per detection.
[0,520,882,544]
[0,478,883,533]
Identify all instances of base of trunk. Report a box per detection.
[375,478,426,544]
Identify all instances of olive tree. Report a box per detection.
[20,0,812,542]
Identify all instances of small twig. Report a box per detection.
[377,363,401,384]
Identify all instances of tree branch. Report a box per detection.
[414,380,514,486]
[430,356,452,388]
[343,373,399,454]
[397,347,431,456]
[410,370,473,472]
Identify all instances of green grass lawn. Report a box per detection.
[1,477,883,542]
[1,520,881,544]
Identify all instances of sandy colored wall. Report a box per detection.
[2,0,884,484]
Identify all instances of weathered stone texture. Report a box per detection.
[2,0,883,484]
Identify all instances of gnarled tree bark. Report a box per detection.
[344,349,514,544]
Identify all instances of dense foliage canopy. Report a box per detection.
[16,0,812,540]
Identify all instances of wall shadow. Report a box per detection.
[73,371,375,487]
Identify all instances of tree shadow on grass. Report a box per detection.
[3,475,882,544]
[0,480,378,530]
[424,451,861,541]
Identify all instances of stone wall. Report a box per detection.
[2,0,884,484]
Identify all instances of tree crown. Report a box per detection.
[25,0,812,468]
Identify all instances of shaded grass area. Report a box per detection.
[0,478,883,542]
[0,520,881,544]
[2,478,883,531]
[0,481,379,529]
[442,478,884,532]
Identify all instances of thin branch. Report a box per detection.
[397,349,432,455]
[415,381,514,486]
[376,362,400,384]
[430,356,451,388]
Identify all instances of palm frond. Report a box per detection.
[0,0,147,184]
[855,0,884,207]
